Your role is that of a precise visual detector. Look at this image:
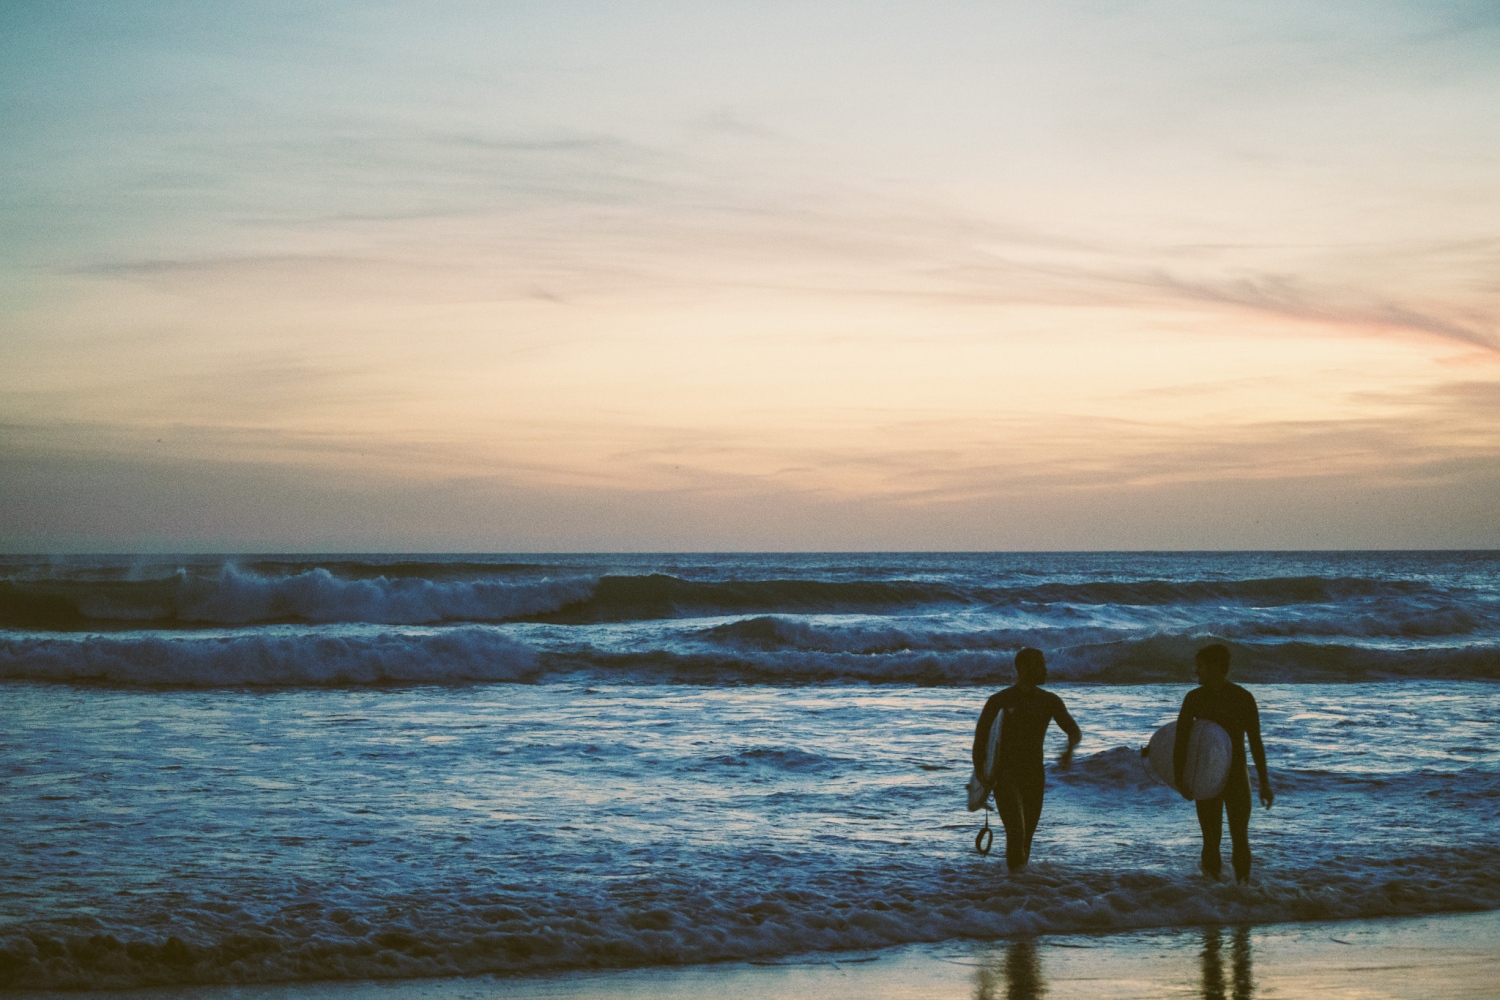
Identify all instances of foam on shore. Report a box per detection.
[16,911,1500,1000]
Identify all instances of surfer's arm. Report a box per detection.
[1053,698,1081,746]
[1246,694,1273,807]
[1051,696,1081,768]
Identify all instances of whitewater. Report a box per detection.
[1,552,1497,990]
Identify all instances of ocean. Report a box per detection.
[1,551,1497,990]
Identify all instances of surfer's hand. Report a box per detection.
[1260,785,1275,809]
[1057,746,1075,770]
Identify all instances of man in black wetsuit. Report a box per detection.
[1174,644,1274,883]
[972,648,1081,870]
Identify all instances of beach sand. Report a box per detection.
[28,909,1499,1000]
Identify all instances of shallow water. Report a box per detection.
[2,552,1497,989]
[3,679,1498,988]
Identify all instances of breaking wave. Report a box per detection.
[0,629,540,686]
[6,628,1494,686]
[0,569,1471,630]
[585,646,1499,685]
[990,576,1439,607]
[2,555,1496,685]
[5,849,1498,990]
[0,568,593,629]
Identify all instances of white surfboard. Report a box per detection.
[982,707,1005,786]
[966,707,1004,811]
[1144,719,1232,800]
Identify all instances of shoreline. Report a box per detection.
[23,909,1500,1000]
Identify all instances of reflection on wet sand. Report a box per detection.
[972,927,1254,999]
[1201,926,1255,1000]
[966,929,1248,995]
[975,939,1045,1000]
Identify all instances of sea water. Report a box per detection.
[1,552,1497,989]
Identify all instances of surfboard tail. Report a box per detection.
[965,771,990,811]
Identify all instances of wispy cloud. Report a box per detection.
[1144,270,1499,351]
[3,1,1499,549]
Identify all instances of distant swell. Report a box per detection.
[3,570,1455,630]
[3,629,1498,686]
[517,574,1454,621]
[0,572,955,629]
[0,569,593,629]
[559,641,1500,684]
[238,560,550,580]
[526,574,965,623]
[987,576,1437,607]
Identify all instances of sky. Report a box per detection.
[2,0,1498,551]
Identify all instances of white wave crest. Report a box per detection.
[0,629,540,686]
[172,565,593,625]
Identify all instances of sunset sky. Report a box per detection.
[3,0,1498,550]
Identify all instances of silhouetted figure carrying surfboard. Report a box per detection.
[972,648,1081,870]
[1175,644,1274,883]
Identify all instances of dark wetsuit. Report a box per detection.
[1174,682,1267,881]
[972,686,1080,869]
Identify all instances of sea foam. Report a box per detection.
[3,626,1497,685]
[5,850,1498,990]
[0,629,540,685]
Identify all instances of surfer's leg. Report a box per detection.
[993,781,1029,870]
[1195,796,1224,878]
[1019,771,1045,862]
[1224,774,1253,882]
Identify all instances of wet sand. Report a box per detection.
[33,909,1500,1000]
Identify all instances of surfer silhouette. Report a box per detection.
[1175,644,1273,883]
[972,648,1082,870]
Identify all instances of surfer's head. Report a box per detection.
[1195,644,1231,688]
[1015,647,1046,687]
